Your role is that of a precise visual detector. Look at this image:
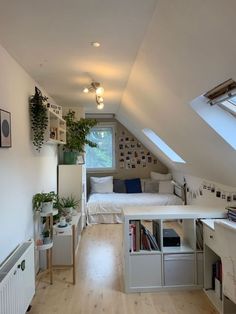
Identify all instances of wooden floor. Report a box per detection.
[31,224,217,314]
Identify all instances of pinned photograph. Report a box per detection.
[147,156,152,163]
[131,164,136,169]
[119,137,124,142]
[211,186,215,193]
[153,159,157,164]
[222,194,226,200]
[119,144,124,150]
[120,152,124,157]
[137,142,141,148]
[120,162,125,169]
[227,195,232,202]
[125,144,130,149]
[216,191,221,198]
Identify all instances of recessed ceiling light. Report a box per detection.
[91,42,101,48]
[83,87,89,93]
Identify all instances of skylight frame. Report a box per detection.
[142,128,186,163]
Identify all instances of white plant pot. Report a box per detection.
[41,201,53,213]
[43,237,51,244]
[65,207,73,215]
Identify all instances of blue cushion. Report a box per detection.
[125,178,142,193]
[113,179,126,193]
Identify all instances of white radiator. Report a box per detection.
[0,240,35,314]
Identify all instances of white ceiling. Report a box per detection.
[0,0,157,112]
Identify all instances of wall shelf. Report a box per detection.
[45,108,66,145]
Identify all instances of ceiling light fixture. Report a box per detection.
[91,42,100,48]
[83,81,105,110]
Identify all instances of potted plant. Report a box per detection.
[30,87,49,151]
[60,195,80,215]
[63,110,97,164]
[33,191,57,214]
[42,229,51,244]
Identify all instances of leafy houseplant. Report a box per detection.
[60,195,80,215]
[32,191,57,214]
[63,110,97,164]
[30,87,48,151]
[42,229,51,244]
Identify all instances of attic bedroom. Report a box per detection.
[0,0,236,313]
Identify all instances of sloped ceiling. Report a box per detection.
[117,0,236,187]
[0,0,236,186]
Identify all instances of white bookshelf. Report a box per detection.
[45,108,66,144]
[123,205,226,293]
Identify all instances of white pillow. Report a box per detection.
[90,176,113,193]
[150,171,172,181]
[141,179,159,193]
[158,180,174,194]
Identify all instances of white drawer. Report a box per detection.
[203,225,219,254]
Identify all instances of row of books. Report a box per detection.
[227,206,236,222]
[129,220,160,252]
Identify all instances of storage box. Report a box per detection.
[163,228,180,247]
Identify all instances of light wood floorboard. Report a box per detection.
[31,224,217,314]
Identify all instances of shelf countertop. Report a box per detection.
[201,218,236,230]
[123,205,227,220]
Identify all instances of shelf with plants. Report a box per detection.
[30,86,67,151]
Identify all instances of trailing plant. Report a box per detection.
[32,191,57,211]
[30,87,48,151]
[60,195,80,209]
[63,110,97,152]
[43,229,50,238]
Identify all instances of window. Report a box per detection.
[220,96,236,117]
[142,128,186,163]
[191,95,236,150]
[86,123,116,171]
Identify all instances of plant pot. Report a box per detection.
[63,151,78,165]
[64,207,73,215]
[43,237,51,244]
[41,201,53,214]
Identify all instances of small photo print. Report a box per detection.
[147,156,152,163]
[125,144,130,149]
[222,194,226,200]
[153,159,157,164]
[142,163,146,168]
[125,137,130,143]
[233,195,236,201]
[207,186,211,191]
[131,164,136,169]
[147,152,151,156]
[140,150,145,155]
[137,159,141,165]
[126,156,130,160]
[127,151,132,155]
[119,137,124,142]
[211,186,215,193]
[119,162,125,169]
[216,191,221,198]
[131,137,135,142]
[141,156,146,160]
[126,162,131,169]
[227,195,232,202]
[120,152,124,157]
[131,158,136,163]
[137,142,141,148]
[134,151,138,158]
[199,190,203,196]
[119,158,124,162]
[130,144,135,149]
[119,144,124,150]
[121,131,125,136]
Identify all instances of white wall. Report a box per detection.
[117,0,236,187]
[0,44,58,264]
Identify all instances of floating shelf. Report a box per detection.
[40,209,58,217]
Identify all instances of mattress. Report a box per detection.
[87,193,183,216]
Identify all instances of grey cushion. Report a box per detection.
[113,179,126,193]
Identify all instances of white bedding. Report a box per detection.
[87,192,183,217]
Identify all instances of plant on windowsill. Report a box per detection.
[32,191,57,214]
[63,110,97,164]
[30,87,48,152]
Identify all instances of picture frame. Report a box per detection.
[0,109,11,148]
[77,154,85,165]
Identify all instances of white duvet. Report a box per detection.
[87,193,183,215]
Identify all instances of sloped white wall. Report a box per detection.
[117,0,236,187]
[0,44,58,264]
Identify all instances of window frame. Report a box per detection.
[86,122,116,173]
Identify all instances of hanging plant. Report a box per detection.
[30,87,48,151]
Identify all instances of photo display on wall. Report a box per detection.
[118,130,158,170]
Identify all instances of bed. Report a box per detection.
[87,192,183,224]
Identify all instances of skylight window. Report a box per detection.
[142,128,186,163]
[220,97,236,116]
